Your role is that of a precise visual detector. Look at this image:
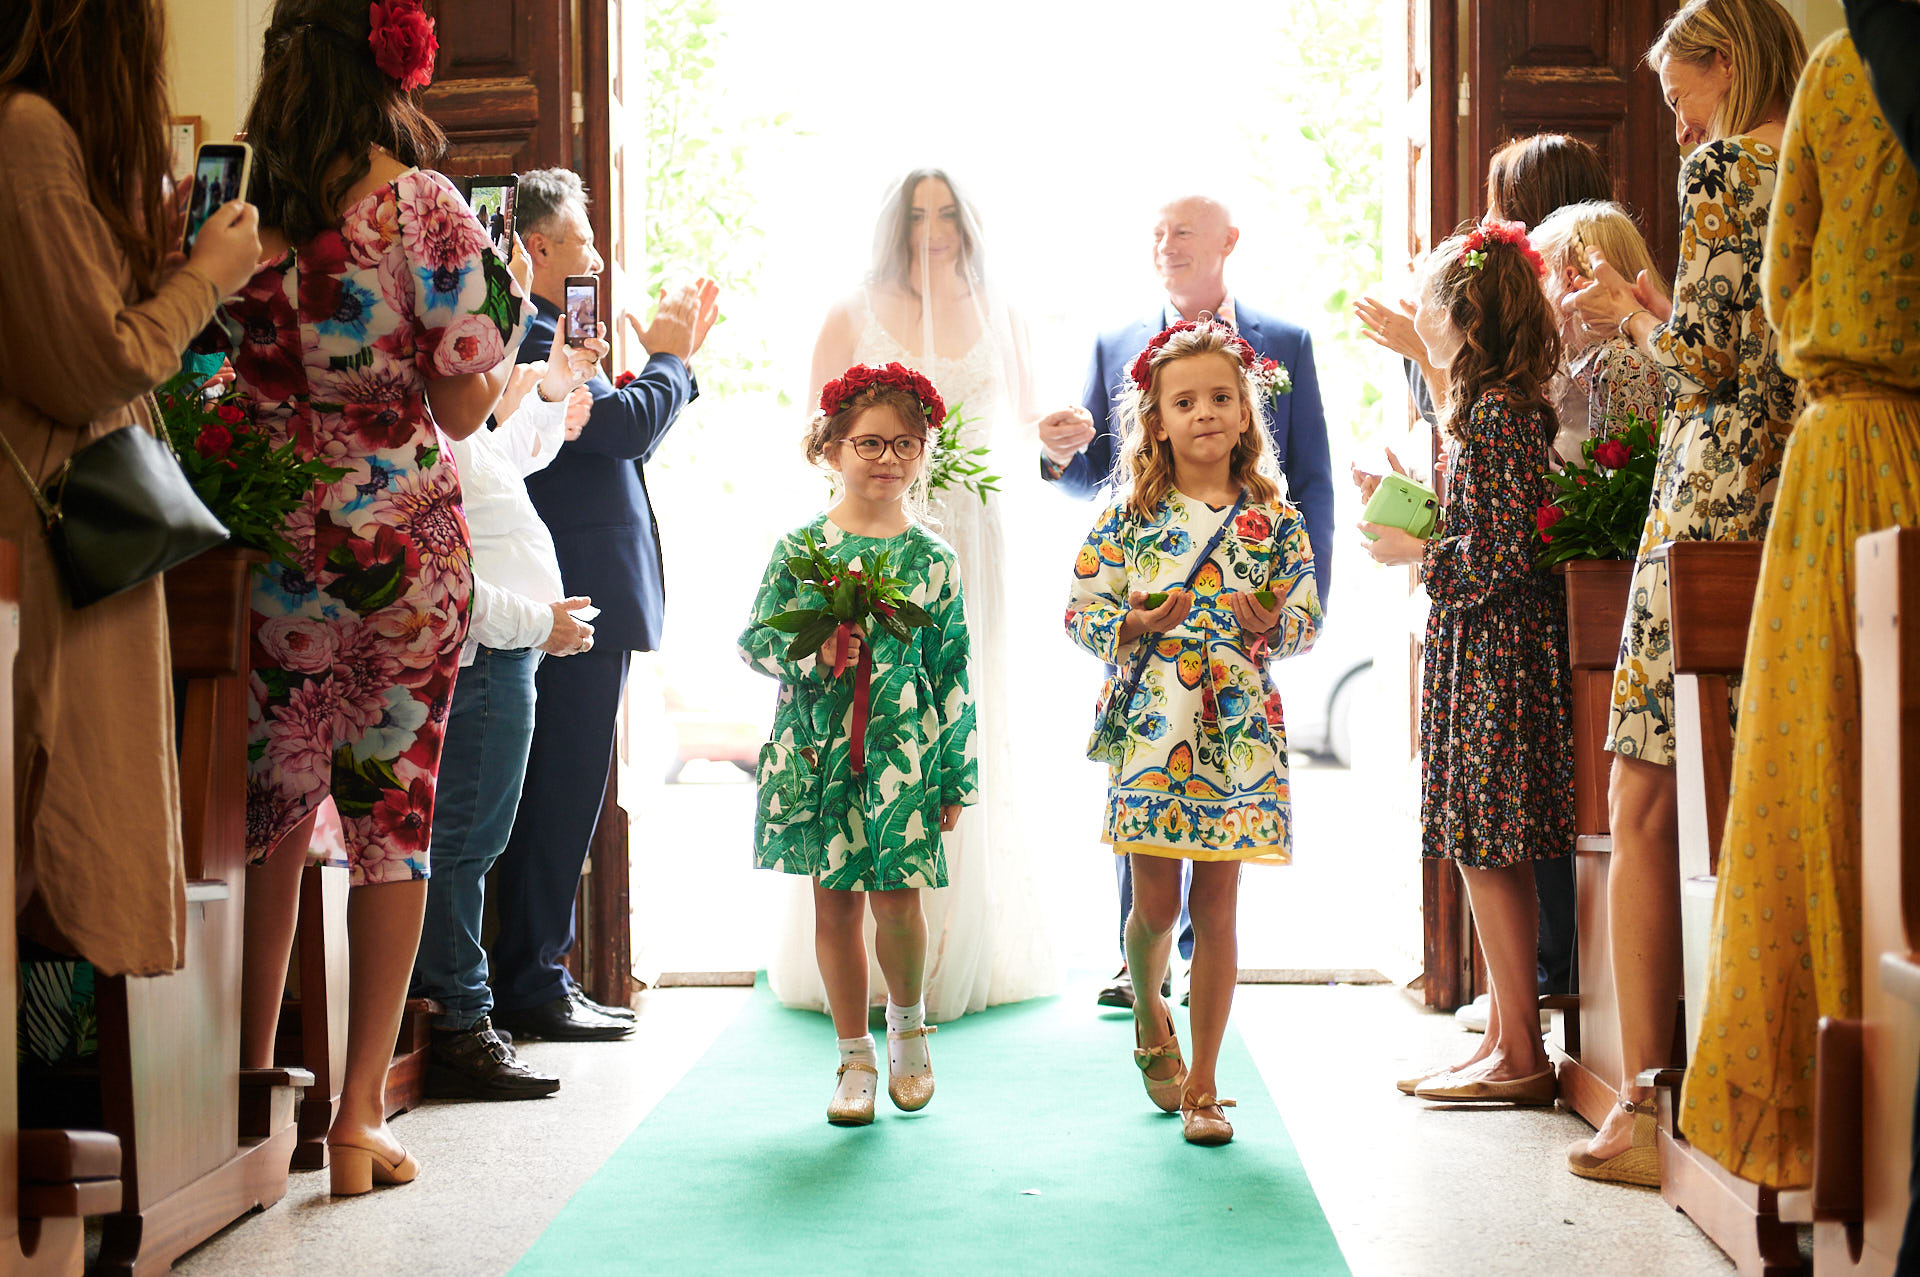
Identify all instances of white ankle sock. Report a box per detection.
[886,1000,931,1078]
[834,1034,878,1106]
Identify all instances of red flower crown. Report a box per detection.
[818,362,947,430]
[1128,317,1262,393]
[1461,217,1545,277]
[369,0,438,92]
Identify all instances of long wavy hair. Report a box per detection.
[1649,0,1807,141]
[0,0,171,300]
[1425,229,1564,445]
[1116,325,1283,521]
[241,0,446,245]
[867,167,984,294]
[1484,134,1612,230]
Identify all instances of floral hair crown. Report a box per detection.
[369,0,438,92]
[1461,217,1545,276]
[1128,317,1289,399]
[818,362,947,430]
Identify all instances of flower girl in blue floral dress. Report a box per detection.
[1065,320,1320,1146]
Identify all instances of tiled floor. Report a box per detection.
[172,980,1738,1276]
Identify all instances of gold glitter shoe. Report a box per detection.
[886,1024,937,1111]
[1133,1005,1187,1113]
[827,1060,877,1126]
[1180,1091,1236,1146]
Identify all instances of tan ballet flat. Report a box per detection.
[1567,1098,1661,1187]
[1133,1006,1188,1113]
[328,1142,419,1196]
[1396,1066,1455,1095]
[827,1060,878,1126]
[1415,1067,1557,1106]
[1180,1091,1237,1146]
[887,1024,937,1112]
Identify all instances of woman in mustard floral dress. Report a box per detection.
[1561,0,1807,1183]
[1684,29,1920,1190]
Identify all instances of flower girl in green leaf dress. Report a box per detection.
[739,363,977,1127]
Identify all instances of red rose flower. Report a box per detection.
[215,402,247,425]
[1234,509,1271,540]
[369,0,438,92]
[1537,504,1565,534]
[1593,439,1632,469]
[196,424,234,457]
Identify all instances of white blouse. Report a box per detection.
[448,390,569,665]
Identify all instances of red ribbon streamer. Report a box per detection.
[850,641,873,774]
[832,622,851,678]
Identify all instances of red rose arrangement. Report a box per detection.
[1129,318,1281,395]
[1461,217,1546,277]
[369,0,437,92]
[154,366,348,571]
[1535,406,1659,567]
[818,361,946,430]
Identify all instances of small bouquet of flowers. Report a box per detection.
[1535,407,1659,568]
[153,367,347,571]
[925,400,1000,505]
[1252,356,1292,413]
[761,531,937,772]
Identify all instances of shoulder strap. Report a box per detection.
[1109,488,1248,692]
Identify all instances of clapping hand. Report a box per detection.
[1119,588,1192,643]
[542,317,609,403]
[1561,247,1671,334]
[1227,589,1284,637]
[1037,405,1096,466]
[1353,294,1428,364]
[635,277,722,361]
[1350,447,1410,503]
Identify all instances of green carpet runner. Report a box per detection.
[514,978,1349,1274]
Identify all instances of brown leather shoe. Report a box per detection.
[1415,1067,1557,1105]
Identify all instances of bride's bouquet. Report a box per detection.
[925,401,999,505]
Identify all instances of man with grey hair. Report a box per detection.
[487,167,719,1043]
[1040,193,1334,1011]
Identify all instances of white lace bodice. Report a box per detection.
[851,295,1003,451]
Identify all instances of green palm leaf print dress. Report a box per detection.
[739,516,978,892]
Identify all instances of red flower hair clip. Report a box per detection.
[369,0,438,92]
[1128,317,1262,393]
[1461,217,1545,277]
[818,362,947,430]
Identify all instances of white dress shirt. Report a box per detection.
[450,391,569,666]
[1165,294,1238,330]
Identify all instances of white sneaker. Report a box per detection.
[1454,993,1551,1034]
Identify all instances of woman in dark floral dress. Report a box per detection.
[210,1,533,1197]
[1360,220,1573,1105]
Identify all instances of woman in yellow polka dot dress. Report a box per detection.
[1683,28,1920,1190]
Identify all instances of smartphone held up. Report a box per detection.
[463,174,518,260]
[182,141,253,253]
[564,275,598,347]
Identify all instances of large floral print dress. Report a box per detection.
[740,516,978,892]
[1604,138,1798,765]
[1421,389,1574,867]
[1065,493,1320,863]
[216,169,531,883]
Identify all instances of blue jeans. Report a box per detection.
[412,646,542,1030]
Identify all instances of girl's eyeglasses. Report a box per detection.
[845,435,925,461]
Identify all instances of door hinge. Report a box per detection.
[1457,73,1470,118]
[572,90,585,128]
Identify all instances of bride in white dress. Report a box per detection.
[768,168,1071,1022]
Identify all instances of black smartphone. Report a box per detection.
[182,141,253,253]
[564,275,598,347]
[464,174,518,259]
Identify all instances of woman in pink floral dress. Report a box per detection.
[209,0,535,1196]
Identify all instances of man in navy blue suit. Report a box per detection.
[1039,195,1335,1009]
[487,169,719,1041]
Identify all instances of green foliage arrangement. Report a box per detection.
[925,401,1000,506]
[761,531,936,667]
[153,368,346,571]
[1535,409,1659,568]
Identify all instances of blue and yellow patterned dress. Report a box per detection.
[740,515,978,892]
[1065,492,1320,863]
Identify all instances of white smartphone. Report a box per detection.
[182,141,253,253]
[569,604,600,622]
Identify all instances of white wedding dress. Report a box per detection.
[765,292,1057,1022]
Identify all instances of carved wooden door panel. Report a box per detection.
[421,1,574,179]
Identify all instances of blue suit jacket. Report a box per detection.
[518,295,698,652]
[1045,304,1335,607]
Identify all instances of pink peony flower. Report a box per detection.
[259,615,340,676]
[433,313,506,376]
[262,679,338,799]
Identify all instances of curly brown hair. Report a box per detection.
[1424,228,1564,445]
[0,0,172,300]
[1116,326,1282,521]
[803,385,935,521]
[240,0,447,246]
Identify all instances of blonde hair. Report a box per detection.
[1532,200,1671,307]
[802,386,935,523]
[1115,325,1282,521]
[1648,0,1807,141]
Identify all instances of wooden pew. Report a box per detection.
[86,549,311,1275]
[2,539,123,1276]
[1641,540,1801,1277]
[1775,527,1920,1274]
